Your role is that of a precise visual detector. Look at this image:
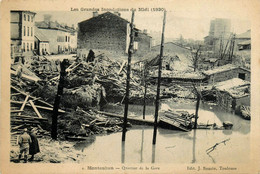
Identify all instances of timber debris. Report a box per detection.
[206,138,231,154]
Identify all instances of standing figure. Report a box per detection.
[28,128,40,161]
[18,128,31,163]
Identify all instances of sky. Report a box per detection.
[34,2,251,41]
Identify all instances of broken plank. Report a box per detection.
[11,110,23,113]
[11,100,65,113]
[11,86,53,107]
[11,115,48,121]
[11,125,24,130]
[11,119,40,124]
[18,95,29,116]
[11,93,22,96]
[117,61,126,75]
[29,100,42,118]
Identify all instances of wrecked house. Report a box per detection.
[213,78,250,111]
[202,64,250,84]
[77,12,152,59]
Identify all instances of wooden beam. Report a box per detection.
[18,95,29,116]
[11,110,23,113]
[29,100,43,118]
[11,93,22,96]
[11,115,48,121]
[118,61,126,75]
[11,85,54,108]
[11,100,65,113]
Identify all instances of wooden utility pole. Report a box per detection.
[192,84,201,129]
[152,10,166,145]
[51,59,68,140]
[143,68,147,120]
[122,10,135,142]
[194,94,200,129]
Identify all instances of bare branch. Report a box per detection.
[206,138,231,154]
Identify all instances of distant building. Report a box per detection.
[77,12,152,59]
[202,64,250,84]
[10,10,36,58]
[234,30,251,51]
[35,15,77,54]
[204,18,231,52]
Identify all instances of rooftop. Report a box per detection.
[203,64,250,76]
[35,21,76,33]
[34,27,49,42]
[236,30,251,39]
[238,40,251,46]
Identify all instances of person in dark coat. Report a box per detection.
[86,49,95,62]
[18,128,31,163]
[28,128,40,161]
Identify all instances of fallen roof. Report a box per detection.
[203,64,250,75]
[214,78,250,98]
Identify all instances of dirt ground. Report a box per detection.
[10,136,92,163]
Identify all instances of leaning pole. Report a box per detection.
[152,10,166,145]
[122,10,135,142]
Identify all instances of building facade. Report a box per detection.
[35,15,77,54]
[10,10,36,58]
[77,12,152,59]
[204,18,231,52]
[34,27,50,55]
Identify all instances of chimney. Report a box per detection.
[93,11,98,17]
[72,24,74,29]
[44,14,52,23]
[114,11,121,17]
[143,29,147,34]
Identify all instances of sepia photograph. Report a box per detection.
[1,0,260,173]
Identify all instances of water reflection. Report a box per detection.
[76,101,250,163]
[140,129,144,163]
[121,141,125,163]
[73,136,96,152]
[151,145,156,163]
[192,130,196,163]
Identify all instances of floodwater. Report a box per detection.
[74,99,250,163]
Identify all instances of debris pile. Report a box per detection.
[58,107,130,140]
[237,105,250,120]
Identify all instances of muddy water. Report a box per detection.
[75,100,250,163]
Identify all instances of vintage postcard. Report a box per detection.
[1,0,260,173]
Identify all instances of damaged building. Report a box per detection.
[213,78,250,111]
[202,64,250,84]
[77,11,152,59]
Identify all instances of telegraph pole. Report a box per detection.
[143,68,147,120]
[51,59,68,139]
[122,10,135,142]
[152,10,166,145]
